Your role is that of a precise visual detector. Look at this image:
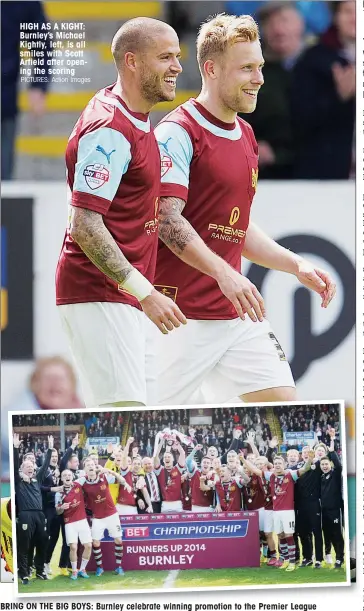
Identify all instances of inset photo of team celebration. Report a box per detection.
[8,402,350,596]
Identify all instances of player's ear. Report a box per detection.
[203,59,219,80]
[124,52,137,72]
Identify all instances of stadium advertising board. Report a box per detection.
[88,511,260,571]
[283,432,316,445]
[86,437,119,448]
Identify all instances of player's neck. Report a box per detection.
[196,91,237,125]
[112,79,152,115]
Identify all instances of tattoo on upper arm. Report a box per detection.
[158,196,199,255]
[70,206,132,285]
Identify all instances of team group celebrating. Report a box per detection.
[13,418,345,583]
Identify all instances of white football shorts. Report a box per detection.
[58,302,157,408]
[65,518,92,545]
[273,509,295,535]
[161,500,183,513]
[91,512,122,541]
[116,504,138,516]
[191,505,214,513]
[153,317,295,405]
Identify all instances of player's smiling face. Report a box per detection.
[61,470,73,486]
[273,458,285,475]
[139,30,182,104]
[217,40,264,114]
[163,452,174,469]
[207,446,218,459]
[201,458,211,474]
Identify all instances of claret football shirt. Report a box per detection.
[154,98,259,320]
[56,84,161,309]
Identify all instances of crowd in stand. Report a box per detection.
[277,404,341,447]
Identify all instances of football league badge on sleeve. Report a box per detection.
[83,163,110,189]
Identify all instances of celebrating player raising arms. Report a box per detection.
[153,13,336,405]
[75,459,126,576]
[116,437,153,515]
[153,433,186,512]
[186,445,217,512]
[55,469,92,581]
[56,17,186,409]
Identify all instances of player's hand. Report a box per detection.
[146,505,153,514]
[136,477,146,489]
[215,504,222,513]
[138,499,145,510]
[246,431,255,444]
[53,486,64,493]
[125,484,132,494]
[332,62,356,101]
[195,444,203,452]
[62,503,70,510]
[295,259,336,308]
[269,436,278,449]
[215,266,265,322]
[48,435,54,450]
[107,442,114,455]
[127,437,134,446]
[72,433,79,449]
[13,433,21,448]
[140,289,187,334]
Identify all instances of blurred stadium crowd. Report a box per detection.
[1,0,356,181]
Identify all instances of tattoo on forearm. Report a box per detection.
[70,207,132,285]
[158,196,199,255]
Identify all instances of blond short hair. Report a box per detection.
[197,13,260,73]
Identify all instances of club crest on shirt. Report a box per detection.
[161,155,172,178]
[154,285,178,302]
[74,488,80,493]
[83,163,109,190]
[252,168,258,190]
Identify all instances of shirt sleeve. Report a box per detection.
[105,474,115,484]
[75,476,86,486]
[72,126,132,214]
[264,471,272,481]
[55,492,62,507]
[288,470,299,482]
[154,466,162,477]
[154,122,193,202]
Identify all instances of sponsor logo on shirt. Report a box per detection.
[229,207,240,226]
[83,163,110,190]
[144,197,159,235]
[208,206,246,243]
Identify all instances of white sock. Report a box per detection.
[80,558,88,571]
[71,562,77,571]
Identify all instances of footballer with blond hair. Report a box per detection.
[153,13,336,406]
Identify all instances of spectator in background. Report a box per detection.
[291,0,356,179]
[2,357,83,480]
[1,1,50,180]
[243,2,306,179]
